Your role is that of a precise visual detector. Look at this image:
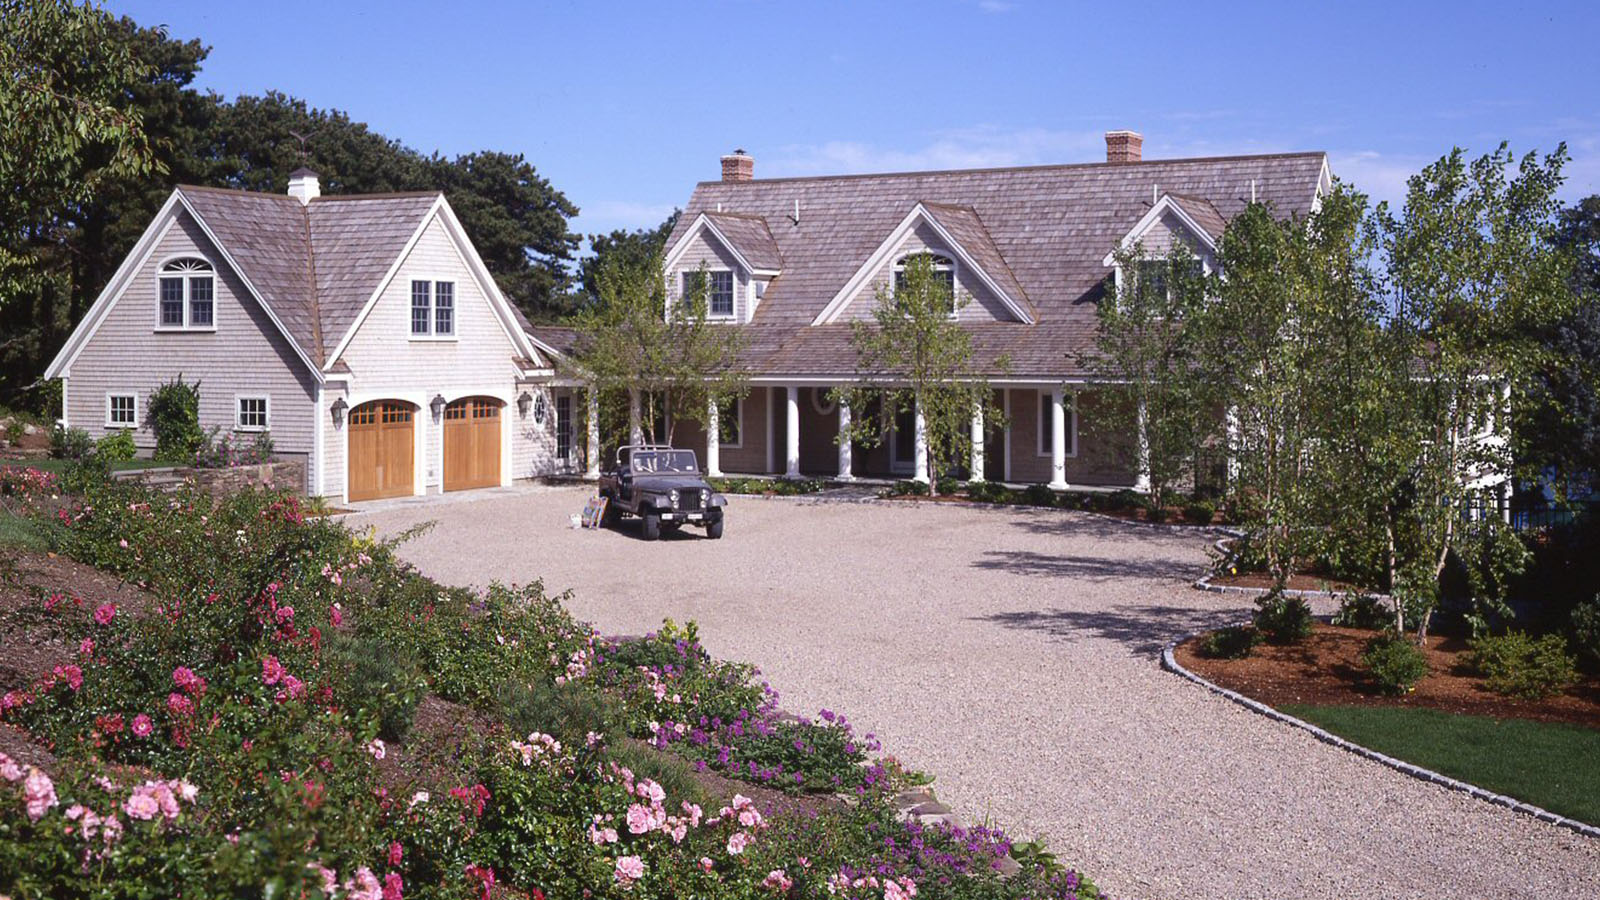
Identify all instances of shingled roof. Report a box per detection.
[662,150,1329,378]
[176,186,441,366]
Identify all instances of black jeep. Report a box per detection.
[597,445,726,540]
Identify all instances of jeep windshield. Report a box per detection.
[629,449,699,474]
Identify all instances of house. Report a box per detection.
[534,131,1332,488]
[44,169,583,503]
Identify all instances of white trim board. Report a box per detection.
[662,213,782,280]
[1101,193,1220,268]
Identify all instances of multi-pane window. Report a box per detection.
[411,281,431,335]
[683,270,736,318]
[434,282,455,335]
[1037,393,1076,457]
[107,394,137,427]
[410,280,456,336]
[555,395,573,461]
[237,396,269,431]
[893,253,956,314]
[157,258,214,329]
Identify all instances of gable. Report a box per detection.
[664,227,750,319]
[833,220,1022,324]
[336,215,529,386]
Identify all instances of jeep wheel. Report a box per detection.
[705,517,724,540]
[640,512,661,541]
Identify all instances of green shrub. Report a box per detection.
[49,424,94,460]
[891,479,929,497]
[966,480,1011,503]
[1199,625,1262,659]
[1253,586,1315,644]
[494,677,617,749]
[325,630,426,740]
[1467,631,1579,700]
[147,376,203,462]
[2,420,23,443]
[1361,633,1430,695]
[1182,500,1217,525]
[1333,593,1393,630]
[1146,505,1170,523]
[934,475,961,496]
[94,428,137,462]
[1573,595,1600,673]
[1108,489,1148,511]
[1022,483,1056,506]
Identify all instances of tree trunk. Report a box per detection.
[1385,511,1404,634]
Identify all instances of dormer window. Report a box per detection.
[410,280,456,338]
[157,258,215,330]
[682,270,736,319]
[893,253,956,314]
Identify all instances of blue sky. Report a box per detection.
[110,0,1600,237]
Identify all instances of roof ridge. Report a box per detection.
[177,184,300,200]
[300,201,324,364]
[703,210,770,221]
[694,150,1327,187]
[310,191,444,202]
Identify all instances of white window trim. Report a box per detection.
[1036,391,1078,459]
[811,389,837,417]
[153,255,218,333]
[718,397,744,449]
[682,268,738,321]
[408,279,460,341]
[891,251,960,320]
[234,394,270,432]
[105,392,138,429]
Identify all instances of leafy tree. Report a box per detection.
[1518,195,1600,495]
[1089,242,1210,511]
[1379,144,1574,638]
[835,254,1001,495]
[576,213,680,312]
[1,0,158,378]
[567,256,746,450]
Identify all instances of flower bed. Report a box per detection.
[0,471,1107,899]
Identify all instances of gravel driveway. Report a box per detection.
[350,484,1600,900]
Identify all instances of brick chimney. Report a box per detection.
[721,149,754,182]
[287,167,321,205]
[1104,131,1143,165]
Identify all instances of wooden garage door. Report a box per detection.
[443,396,502,492]
[349,401,414,502]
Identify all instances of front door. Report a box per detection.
[890,403,916,475]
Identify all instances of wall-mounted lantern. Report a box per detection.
[430,394,446,420]
[331,397,347,427]
[517,391,533,418]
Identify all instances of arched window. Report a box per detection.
[892,253,956,314]
[158,258,215,330]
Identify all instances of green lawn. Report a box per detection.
[1282,703,1600,826]
[0,509,47,551]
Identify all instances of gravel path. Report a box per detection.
[350,485,1600,900]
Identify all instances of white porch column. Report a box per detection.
[913,393,930,484]
[628,388,643,446]
[784,385,801,478]
[1134,395,1152,493]
[969,401,985,483]
[584,386,601,479]
[836,394,854,480]
[705,398,722,477]
[1049,388,1068,490]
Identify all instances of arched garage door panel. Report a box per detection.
[443,397,502,492]
[349,401,415,502]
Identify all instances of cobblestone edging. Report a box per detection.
[1160,630,1600,841]
[1189,531,1395,602]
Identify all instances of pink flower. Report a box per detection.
[344,866,382,900]
[726,831,750,855]
[274,674,305,703]
[118,539,129,549]
[614,855,645,887]
[131,714,154,737]
[382,872,404,900]
[367,738,387,760]
[53,664,83,691]
[172,666,206,695]
[93,603,116,625]
[699,857,714,873]
[387,841,404,866]
[166,692,193,717]
[261,655,285,686]
[79,638,94,656]
[330,603,344,627]
[625,803,653,835]
[24,767,57,821]
[275,605,295,624]
[0,752,23,782]
[763,869,793,892]
[884,877,918,900]
[309,864,339,895]
[123,792,160,821]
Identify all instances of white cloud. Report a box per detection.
[1326,150,1425,209]
[977,0,1017,12]
[765,126,1106,177]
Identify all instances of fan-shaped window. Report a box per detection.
[157,258,215,330]
[892,253,956,315]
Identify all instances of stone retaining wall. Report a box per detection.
[117,460,305,499]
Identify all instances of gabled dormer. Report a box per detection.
[811,201,1034,326]
[1101,191,1222,274]
[661,211,782,322]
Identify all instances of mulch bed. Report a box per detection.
[1206,571,1362,593]
[1176,623,1600,729]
